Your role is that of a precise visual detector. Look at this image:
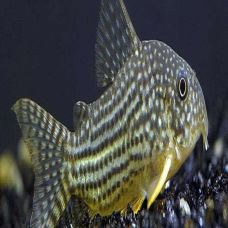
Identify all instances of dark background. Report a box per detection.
[0,0,227,153]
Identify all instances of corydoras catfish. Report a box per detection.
[12,0,208,227]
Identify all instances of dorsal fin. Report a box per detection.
[73,101,90,131]
[95,0,141,87]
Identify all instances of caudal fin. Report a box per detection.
[12,98,71,228]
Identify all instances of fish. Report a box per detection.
[12,0,209,227]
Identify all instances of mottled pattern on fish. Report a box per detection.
[12,0,209,227]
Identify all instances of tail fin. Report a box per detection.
[12,98,71,228]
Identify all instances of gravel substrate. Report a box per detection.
[1,102,228,228]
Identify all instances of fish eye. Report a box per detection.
[178,77,188,100]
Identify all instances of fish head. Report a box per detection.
[169,63,209,159]
[143,40,209,161]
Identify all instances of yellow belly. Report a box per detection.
[76,141,191,217]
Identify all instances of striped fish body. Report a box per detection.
[13,0,209,227]
[70,43,178,216]
[68,40,206,216]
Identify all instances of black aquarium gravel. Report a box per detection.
[1,101,227,228]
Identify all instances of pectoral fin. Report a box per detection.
[87,208,97,219]
[147,154,173,209]
[131,195,145,214]
[121,192,145,215]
